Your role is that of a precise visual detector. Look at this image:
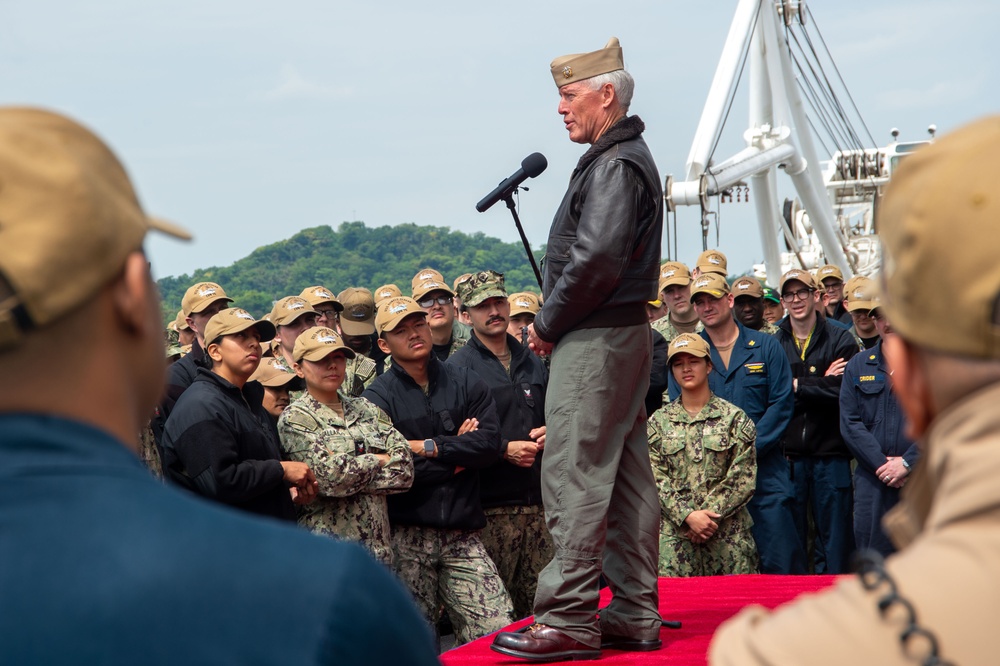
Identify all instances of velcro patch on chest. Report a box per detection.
[744,362,766,375]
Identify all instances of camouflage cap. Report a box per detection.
[779,269,817,292]
[250,356,305,390]
[817,264,845,284]
[659,261,692,288]
[667,332,711,362]
[293,326,356,363]
[203,308,275,347]
[731,276,764,300]
[298,285,344,312]
[508,292,541,316]
[690,273,731,301]
[843,276,876,313]
[879,116,1000,358]
[696,250,728,276]
[269,296,319,327]
[0,108,192,351]
[456,270,507,307]
[182,282,233,317]
[550,37,624,88]
[166,343,184,360]
[337,287,376,336]
[411,267,446,290]
[375,297,427,335]
[173,309,191,332]
[412,278,454,302]
[373,284,403,309]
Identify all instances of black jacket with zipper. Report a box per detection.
[362,356,502,530]
[447,333,547,509]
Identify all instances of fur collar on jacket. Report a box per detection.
[574,115,645,176]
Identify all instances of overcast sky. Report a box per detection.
[2,0,996,284]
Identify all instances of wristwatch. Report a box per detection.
[423,438,436,457]
[901,458,910,471]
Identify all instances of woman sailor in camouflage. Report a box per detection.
[278,327,414,566]
[648,333,759,576]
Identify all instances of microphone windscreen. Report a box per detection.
[521,152,548,178]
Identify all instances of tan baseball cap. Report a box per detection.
[292,326,356,363]
[412,279,454,302]
[817,264,845,284]
[203,308,276,347]
[338,288,376,336]
[731,276,764,300]
[880,116,1000,358]
[690,273,731,300]
[508,292,542,316]
[696,250,728,276]
[250,357,304,390]
[269,296,319,327]
[457,270,507,308]
[779,269,817,292]
[0,107,192,350]
[411,267,446,290]
[844,276,876,313]
[182,282,233,317]
[659,261,692,288]
[453,273,473,293]
[667,332,711,362]
[298,285,343,312]
[550,37,624,88]
[173,309,191,332]
[373,284,403,308]
[375,297,427,335]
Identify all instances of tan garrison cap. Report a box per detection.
[457,270,507,308]
[299,285,343,312]
[508,292,541,316]
[412,279,454,302]
[204,308,276,347]
[0,107,191,350]
[411,268,446,290]
[374,284,403,308]
[779,269,817,292]
[696,250,728,277]
[690,273,731,301]
[249,357,304,389]
[844,276,876,313]
[659,261,692,288]
[173,309,191,332]
[293,326,356,363]
[269,296,319,327]
[375,297,427,335]
[338,288,376,336]
[182,282,233,316]
[817,264,845,283]
[667,332,711,362]
[880,116,1000,358]
[732,276,764,299]
[550,37,624,88]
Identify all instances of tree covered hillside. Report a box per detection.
[157,221,545,324]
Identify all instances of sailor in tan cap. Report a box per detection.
[817,264,853,326]
[506,291,542,341]
[710,114,1000,666]
[495,36,663,661]
[842,275,879,348]
[269,295,320,369]
[298,285,342,329]
[731,276,779,335]
[411,269,471,359]
[335,287,380,396]
[652,261,703,341]
[249,356,305,421]
[693,249,728,278]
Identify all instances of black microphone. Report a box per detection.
[475,152,547,213]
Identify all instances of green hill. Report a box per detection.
[157,221,545,324]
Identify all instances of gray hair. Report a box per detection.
[586,69,634,113]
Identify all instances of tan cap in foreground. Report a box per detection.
[375,297,427,335]
[817,264,845,284]
[182,282,233,317]
[696,250,728,277]
[299,285,343,312]
[412,279,454,302]
[508,292,542,316]
[293,326,356,363]
[880,116,1000,358]
[269,296,319,327]
[338,288,376,336]
[779,269,817,293]
[204,308,275,347]
[373,284,403,308]
[844,276,876,313]
[659,261,692,288]
[0,107,192,350]
[667,332,711,362]
[250,357,304,389]
[690,273,731,301]
[550,37,624,87]
[732,276,764,300]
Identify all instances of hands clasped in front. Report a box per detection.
[281,461,319,505]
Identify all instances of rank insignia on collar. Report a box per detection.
[748,340,756,346]
[870,354,876,360]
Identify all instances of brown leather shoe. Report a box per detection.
[491,623,601,662]
[600,633,662,651]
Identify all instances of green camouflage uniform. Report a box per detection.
[651,315,703,342]
[137,421,162,479]
[759,321,781,336]
[480,505,553,620]
[647,394,759,577]
[391,524,513,645]
[278,392,414,566]
[343,354,378,397]
[449,319,471,356]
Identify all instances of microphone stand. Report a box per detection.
[502,190,544,291]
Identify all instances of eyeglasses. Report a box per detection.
[418,296,452,308]
[780,288,814,303]
[822,283,843,293]
[314,307,338,317]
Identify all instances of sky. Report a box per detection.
[1,0,997,284]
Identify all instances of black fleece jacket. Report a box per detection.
[362,356,502,530]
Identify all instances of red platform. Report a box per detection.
[441,574,841,665]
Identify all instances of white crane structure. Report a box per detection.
[664,0,931,285]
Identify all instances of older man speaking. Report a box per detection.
[492,37,663,662]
